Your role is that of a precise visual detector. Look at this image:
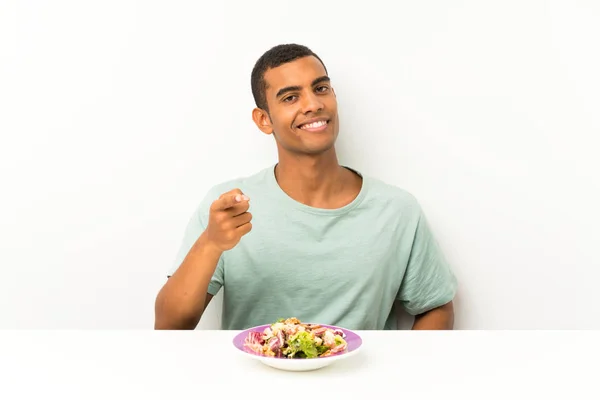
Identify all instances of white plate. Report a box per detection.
[232,323,363,372]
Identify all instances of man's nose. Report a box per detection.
[300,91,324,114]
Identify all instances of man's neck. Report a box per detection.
[274,148,361,209]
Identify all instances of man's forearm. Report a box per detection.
[412,301,454,330]
[154,232,222,330]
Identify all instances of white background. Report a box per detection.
[1,0,599,329]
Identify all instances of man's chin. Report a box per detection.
[302,141,337,156]
[275,131,338,156]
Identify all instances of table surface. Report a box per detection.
[0,330,598,399]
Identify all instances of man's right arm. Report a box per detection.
[154,232,221,330]
[154,189,252,330]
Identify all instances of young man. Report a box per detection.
[154,44,457,330]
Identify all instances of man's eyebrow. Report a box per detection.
[275,76,331,98]
[311,76,330,86]
[276,85,302,98]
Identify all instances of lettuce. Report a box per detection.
[316,345,329,354]
[334,335,347,347]
[286,331,319,358]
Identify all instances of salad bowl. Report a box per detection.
[232,318,363,372]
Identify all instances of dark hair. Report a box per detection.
[251,44,328,112]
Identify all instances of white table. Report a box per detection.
[1,330,598,399]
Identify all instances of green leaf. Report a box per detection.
[288,331,319,358]
[334,335,347,347]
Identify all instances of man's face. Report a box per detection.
[254,56,339,155]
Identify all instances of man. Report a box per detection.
[154,44,457,330]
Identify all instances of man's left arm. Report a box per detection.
[396,202,458,329]
[412,301,454,330]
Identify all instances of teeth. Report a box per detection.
[300,120,327,129]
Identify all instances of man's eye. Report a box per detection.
[316,86,329,93]
[283,95,297,102]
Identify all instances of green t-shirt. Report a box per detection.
[169,165,457,330]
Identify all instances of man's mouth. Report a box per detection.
[297,119,330,132]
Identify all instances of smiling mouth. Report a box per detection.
[297,120,329,131]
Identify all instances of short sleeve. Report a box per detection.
[397,207,458,315]
[167,201,224,296]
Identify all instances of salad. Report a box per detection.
[243,317,348,359]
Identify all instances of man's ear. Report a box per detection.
[252,108,273,135]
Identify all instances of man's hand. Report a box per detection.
[205,189,253,252]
